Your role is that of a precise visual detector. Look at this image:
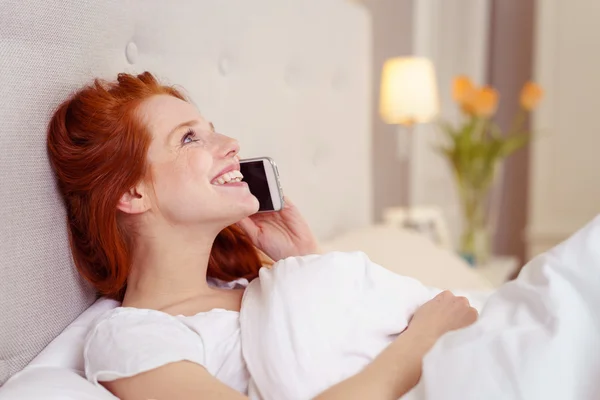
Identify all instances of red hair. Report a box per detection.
[47,72,264,300]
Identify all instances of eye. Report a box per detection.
[181,129,197,145]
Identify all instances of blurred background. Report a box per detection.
[360,0,600,275]
[10,0,600,388]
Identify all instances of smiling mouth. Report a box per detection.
[212,170,244,185]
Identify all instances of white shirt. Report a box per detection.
[84,278,249,394]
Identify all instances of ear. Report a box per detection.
[117,184,150,215]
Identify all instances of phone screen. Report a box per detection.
[240,161,274,212]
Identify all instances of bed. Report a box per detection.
[0,0,491,397]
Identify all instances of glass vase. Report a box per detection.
[457,183,493,267]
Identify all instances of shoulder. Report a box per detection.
[89,306,194,329]
[86,307,204,348]
[84,307,206,385]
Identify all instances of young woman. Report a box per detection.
[47,72,477,400]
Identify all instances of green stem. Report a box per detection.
[473,116,487,140]
[508,109,527,135]
[458,179,491,265]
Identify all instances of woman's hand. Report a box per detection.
[237,197,320,262]
[405,290,479,348]
[344,291,478,400]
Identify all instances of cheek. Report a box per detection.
[151,149,213,208]
[185,148,213,183]
[155,149,211,185]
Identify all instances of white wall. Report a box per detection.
[362,0,414,221]
[410,0,492,247]
[527,0,600,256]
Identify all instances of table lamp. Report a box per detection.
[380,56,439,126]
[379,56,439,208]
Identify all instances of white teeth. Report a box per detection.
[213,170,244,185]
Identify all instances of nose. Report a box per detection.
[218,134,240,159]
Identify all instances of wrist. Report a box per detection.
[308,244,322,255]
[364,330,433,398]
[298,242,322,257]
[398,328,438,355]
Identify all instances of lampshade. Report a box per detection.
[379,57,440,125]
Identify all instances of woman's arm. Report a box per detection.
[102,361,247,400]
[104,291,476,400]
[314,329,431,400]
[317,290,479,399]
[103,350,422,400]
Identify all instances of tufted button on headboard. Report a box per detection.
[0,0,371,385]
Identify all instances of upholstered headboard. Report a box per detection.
[0,0,371,385]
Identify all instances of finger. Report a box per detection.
[247,212,270,223]
[467,307,479,323]
[436,290,454,301]
[455,296,471,307]
[282,196,296,210]
[236,217,259,238]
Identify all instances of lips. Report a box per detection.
[211,163,242,185]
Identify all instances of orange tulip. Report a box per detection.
[520,81,543,110]
[468,86,499,118]
[453,76,476,104]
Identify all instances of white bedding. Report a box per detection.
[415,216,600,399]
[5,216,600,399]
[240,216,600,400]
[239,252,488,400]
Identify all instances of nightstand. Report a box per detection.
[473,256,519,288]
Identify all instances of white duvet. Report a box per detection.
[240,216,600,400]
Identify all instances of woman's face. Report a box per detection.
[135,94,259,228]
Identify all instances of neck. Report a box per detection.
[123,221,222,308]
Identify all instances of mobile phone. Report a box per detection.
[239,157,284,212]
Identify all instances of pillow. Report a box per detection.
[0,298,119,400]
[321,224,492,290]
[0,277,247,399]
[0,367,117,400]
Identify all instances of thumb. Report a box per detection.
[237,217,259,240]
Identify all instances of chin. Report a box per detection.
[225,196,260,224]
[243,196,261,216]
[198,189,260,227]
